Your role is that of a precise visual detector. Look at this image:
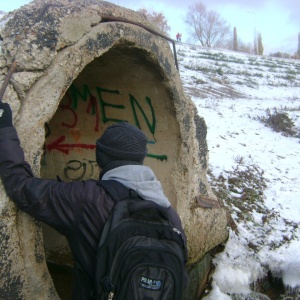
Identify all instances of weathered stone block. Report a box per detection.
[0,1,228,298]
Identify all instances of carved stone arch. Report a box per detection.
[0,1,228,299]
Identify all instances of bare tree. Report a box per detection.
[184,2,231,47]
[137,9,170,36]
[269,52,292,59]
[224,36,252,54]
[238,41,252,54]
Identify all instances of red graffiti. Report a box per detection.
[86,94,100,132]
[46,136,96,154]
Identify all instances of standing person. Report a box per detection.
[176,32,180,41]
[0,100,187,299]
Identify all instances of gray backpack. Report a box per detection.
[94,180,187,300]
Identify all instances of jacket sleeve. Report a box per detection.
[0,126,89,235]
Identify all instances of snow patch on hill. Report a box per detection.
[177,43,300,299]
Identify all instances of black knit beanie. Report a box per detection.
[96,122,148,176]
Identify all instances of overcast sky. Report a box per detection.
[1,0,299,54]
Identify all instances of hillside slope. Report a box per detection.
[178,44,300,100]
[177,44,300,299]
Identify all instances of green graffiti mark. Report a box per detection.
[68,84,92,110]
[129,95,156,135]
[64,85,168,162]
[96,87,126,123]
[147,154,168,161]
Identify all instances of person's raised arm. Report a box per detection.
[0,100,81,235]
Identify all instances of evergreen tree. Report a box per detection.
[233,27,238,51]
[297,32,300,59]
[257,32,264,55]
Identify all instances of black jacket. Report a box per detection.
[0,126,187,299]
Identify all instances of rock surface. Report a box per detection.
[0,1,228,298]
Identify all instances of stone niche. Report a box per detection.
[0,0,228,299]
[41,45,182,274]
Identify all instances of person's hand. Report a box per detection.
[0,100,13,128]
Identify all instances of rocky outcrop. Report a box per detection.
[0,1,228,299]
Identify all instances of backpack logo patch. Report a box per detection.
[139,276,163,291]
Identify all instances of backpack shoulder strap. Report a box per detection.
[98,180,171,221]
[98,179,139,202]
[98,180,171,220]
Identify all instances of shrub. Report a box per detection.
[208,160,268,223]
[216,67,224,76]
[259,109,297,137]
[191,76,206,84]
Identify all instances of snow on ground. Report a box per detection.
[197,96,300,299]
[176,43,300,298]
